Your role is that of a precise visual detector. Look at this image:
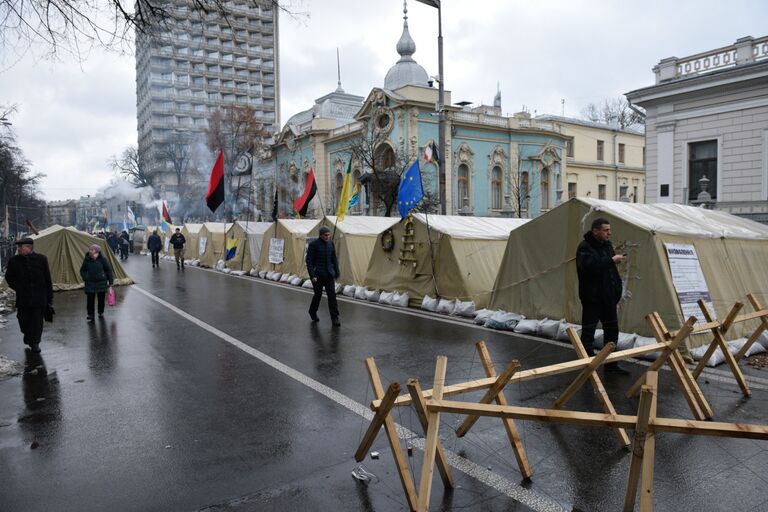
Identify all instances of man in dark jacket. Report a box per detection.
[119,231,130,261]
[147,230,163,268]
[305,226,340,326]
[576,217,628,374]
[169,228,186,270]
[5,238,53,353]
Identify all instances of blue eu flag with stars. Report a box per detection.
[397,160,424,219]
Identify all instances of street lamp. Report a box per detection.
[414,0,446,214]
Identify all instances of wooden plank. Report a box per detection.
[640,372,658,512]
[554,340,614,410]
[667,350,708,421]
[407,379,454,489]
[626,317,696,398]
[355,382,401,462]
[565,329,630,447]
[671,320,719,337]
[730,309,768,325]
[623,383,654,512]
[652,313,672,341]
[698,300,750,398]
[365,358,418,512]
[455,359,520,437]
[417,356,448,512]
[475,342,533,479]
[719,301,744,333]
[735,294,768,362]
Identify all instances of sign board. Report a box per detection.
[199,236,208,257]
[664,243,715,320]
[268,238,285,264]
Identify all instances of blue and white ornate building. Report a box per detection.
[264,2,568,218]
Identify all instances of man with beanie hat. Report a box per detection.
[305,226,340,326]
[5,237,53,353]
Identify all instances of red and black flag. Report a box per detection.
[293,168,317,217]
[205,149,225,213]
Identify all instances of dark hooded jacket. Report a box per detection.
[305,237,340,279]
[147,233,163,252]
[80,253,114,293]
[576,231,622,306]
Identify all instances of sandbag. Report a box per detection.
[513,319,539,334]
[259,271,268,279]
[474,309,493,325]
[354,286,368,300]
[215,260,226,271]
[302,280,314,289]
[222,268,232,274]
[379,291,395,305]
[592,329,605,348]
[538,318,564,339]
[454,300,476,318]
[436,299,457,315]
[335,283,343,294]
[290,277,302,286]
[421,295,439,312]
[342,285,356,297]
[634,336,661,361]
[392,292,409,308]
[485,311,523,331]
[616,332,637,351]
[271,272,282,282]
[556,323,580,342]
[365,290,381,302]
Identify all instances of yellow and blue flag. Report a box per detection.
[225,237,238,261]
[397,160,424,219]
[336,159,353,221]
[348,184,360,209]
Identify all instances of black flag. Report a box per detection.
[271,188,278,221]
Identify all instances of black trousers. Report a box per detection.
[580,301,619,353]
[309,276,339,319]
[17,307,44,345]
[86,292,106,317]
[151,251,160,266]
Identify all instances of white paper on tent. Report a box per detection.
[269,238,285,264]
[198,236,208,257]
[664,243,715,321]
[164,237,170,253]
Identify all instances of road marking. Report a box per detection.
[132,284,567,512]
[179,262,768,392]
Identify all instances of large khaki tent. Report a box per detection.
[257,219,320,277]
[198,223,232,267]
[364,214,529,308]
[181,223,203,260]
[489,198,768,350]
[308,216,400,286]
[3,225,133,291]
[225,221,273,271]
[141,226,162,253]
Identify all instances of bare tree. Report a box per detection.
[156,130,192,198]
[581,97,645,130]
[108,145,153,187]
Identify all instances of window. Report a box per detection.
[335,173,344,209]
[540,168,550,209]
[352,170,362,213]
[596,140,604,161]
[566,139,574,158]
[520,172,529,211]
[458,164,470,210]
[567,182,577,199]
[688,140,717,201]
[633,186,638,203]
[619,185,628,199]
[642,147,646,166]
[618,143,625,164]
[598,184,606,200]
[491,166,502,209]
[660,184,670,197]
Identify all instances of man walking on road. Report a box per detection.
[5,238,53,353]
[147,230,163,268]
[305,226,340,326]
[576,217,629,374]
[169,228,186,271]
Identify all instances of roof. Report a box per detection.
[324,216,400,236]
[278,219,320,235]
[535,114,645,135]
[581,198,768,239]
[411,214,530,240]
[234,221,272,235]
[201,222,231,234]
[183,223,203,234]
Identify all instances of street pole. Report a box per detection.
[437,4,446,215]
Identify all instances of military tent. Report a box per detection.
[141,226,164,254]
[3,225,133,291]
[489,198,768,350]
[257,219,320,277]
[363,214,529,308]
[181,223,204,260]
[308,216,401,286]
[198,222,232,267]
[225,221,273,271]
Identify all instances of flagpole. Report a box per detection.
[313,160,325,220]
[418,156,439,298]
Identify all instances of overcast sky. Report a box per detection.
[2,0,767,201]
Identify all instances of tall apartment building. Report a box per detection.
[135,0,280,200]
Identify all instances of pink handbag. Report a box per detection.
[107,286,116,307]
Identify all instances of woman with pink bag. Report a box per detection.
[79,244,114,322]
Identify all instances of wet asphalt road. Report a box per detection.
[1,255,768,512]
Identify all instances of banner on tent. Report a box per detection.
[164,237,171,253]
[664,243,715,320]
[199,236,208,257]
[269,238,284,264]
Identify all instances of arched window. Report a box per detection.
[491,166,502,209]
[520,171,529,211]
[458,164,470,210]
[352,170,362,213]
[335,172,344,210]
[374,144,396,171]
[541,167,550,210]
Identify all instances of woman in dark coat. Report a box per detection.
[79,244,114,321]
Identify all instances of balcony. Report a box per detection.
[452,111,562,133]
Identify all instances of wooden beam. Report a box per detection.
[719,301,744,333]
[554,340,614,410]
[475,342,533,479]
[623,381,655,512]
[639,372,658,512]
[364,358,418,512]
[734,294,768,362]
[417,356,448,512]
[407,379,454,489]
[697,300,750,398]
[730,309,768,325]
[455,359,520,437]
[355,382,401,462]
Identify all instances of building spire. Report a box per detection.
[335,47,344,93]
[396,0,416,62]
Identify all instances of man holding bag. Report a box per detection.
[80,244,114,322]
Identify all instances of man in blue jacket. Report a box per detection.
[305,226,340,326]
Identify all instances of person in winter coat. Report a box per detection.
[107,232,119,254]
[169,228,186,270]
[119,231,130,261]
[576,217,628,374]
[79,244,114,322]
[305,226,341,326]
[147,230,163,268]
[5,238,53,353]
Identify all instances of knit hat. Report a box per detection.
[89,244,101,253]
[319,226,331,235]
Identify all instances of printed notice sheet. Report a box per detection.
[664,243,715,320]
[268,238,285,264]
